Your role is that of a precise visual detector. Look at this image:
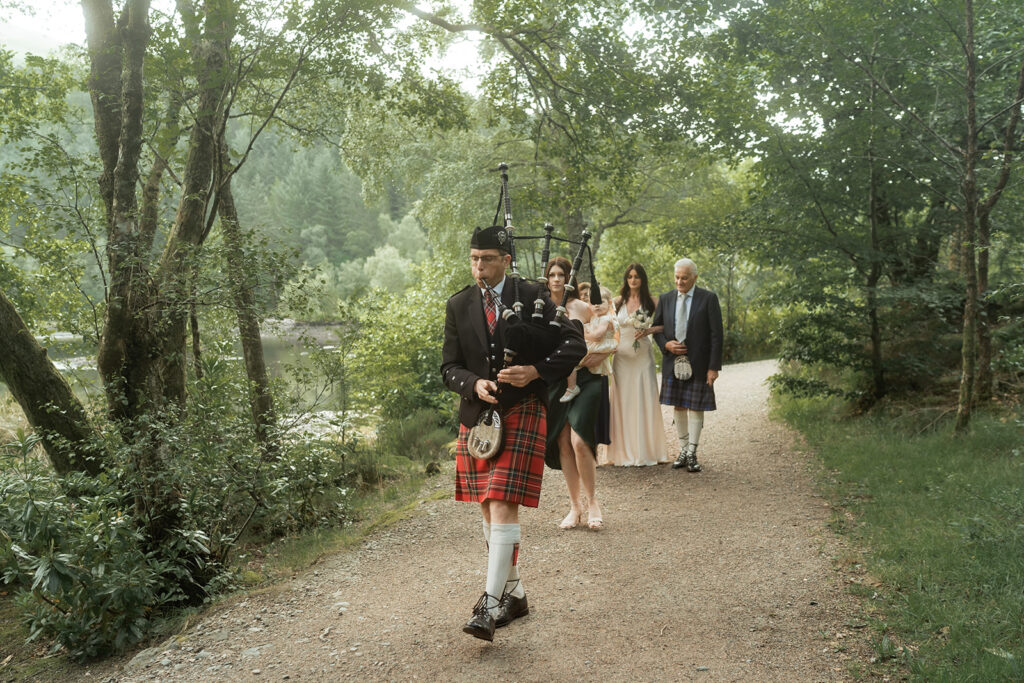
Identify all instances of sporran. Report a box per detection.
[673,355,693,381]
[467,407,503,460]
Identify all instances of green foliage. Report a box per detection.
[991,283,1024,393]
[375,408,453,466]
[670,0,1024,408]
[349,262,456,421]
[363,245,412,293]
[769,276,965,400]
[0,51,102,336]
[257,143,385,263]
[776,395,1024,680]
[0,432,193,660]
[0,343,360,660]
[277,262,360,321]
[181,345,356,541]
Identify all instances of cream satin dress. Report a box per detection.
[599,304,670,466]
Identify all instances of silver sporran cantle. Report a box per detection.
[673,355,693,381]
[467,407,503,460]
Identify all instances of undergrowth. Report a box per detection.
[0,347,453,663]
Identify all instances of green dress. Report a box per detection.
[544,368,603,470]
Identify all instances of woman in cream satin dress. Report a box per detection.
[600,263,670,466]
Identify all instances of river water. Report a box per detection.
[0,322,346,413]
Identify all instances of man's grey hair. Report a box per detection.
[674,258,698,276]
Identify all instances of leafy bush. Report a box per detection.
[770,278,964,402]
[349,263,453,421]
[375,408,452,463]
[0,433,190,660]
[992,286,1024,395]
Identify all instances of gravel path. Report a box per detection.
[91,359,870,682]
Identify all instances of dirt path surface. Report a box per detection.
[93,359,870,682]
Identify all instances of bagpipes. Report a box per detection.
[484,162,601,363]
[468,163,600,460]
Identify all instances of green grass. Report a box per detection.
[776,395,1024,681]
[0,595,83,681]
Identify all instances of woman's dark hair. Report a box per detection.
[619,262,655,313]
[545,256,577,303]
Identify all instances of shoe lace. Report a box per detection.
[499,580,521,605]
[473,592,499,615]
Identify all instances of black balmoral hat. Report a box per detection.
[470,225,510,253]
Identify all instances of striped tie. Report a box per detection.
[485,292,497,335]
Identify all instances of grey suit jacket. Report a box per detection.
[652,286,723,383]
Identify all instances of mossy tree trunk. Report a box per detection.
[955,0,980,433]
[0,290,102,475]
[82,0,234,548]
[216,135,279,458]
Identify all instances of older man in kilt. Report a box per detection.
[652,258,723,472]
[441,225,585,642]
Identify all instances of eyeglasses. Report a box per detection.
[470,255,503,265]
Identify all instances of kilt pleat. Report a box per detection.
[659,374,717,411]
[455,395,547,508]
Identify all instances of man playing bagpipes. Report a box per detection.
[441,197,586,641]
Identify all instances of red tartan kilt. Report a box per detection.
[455,395,547,508]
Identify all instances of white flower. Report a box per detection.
[630,309,652,349]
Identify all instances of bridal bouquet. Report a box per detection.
[630,309,653,350]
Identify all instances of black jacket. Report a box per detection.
[652,286,724,383]
[441,279,586,428]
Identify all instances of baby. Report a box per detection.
[560,286,618,402]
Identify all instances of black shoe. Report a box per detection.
[672,451,687,469]
[495,592,529,628]
[686,447,702,473]
[462,593,496,641]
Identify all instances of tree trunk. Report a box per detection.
[955,0,979,433]
[866,57,886,402]
[725,255,736,337]
[82,0,232,552]
[973,55,1024,404]
[217,136,279,457]
[948,220,963,272]
[81,0,121,220]
[0,290,102,475]
[976,211,992,402]
[190,265,203,380]
[91,0,156,426]
[866,275,885,401]
[565,207,586,247]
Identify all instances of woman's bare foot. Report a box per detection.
[587,503,603,530]
[559,509,582,529]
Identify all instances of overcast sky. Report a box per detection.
[2,1,484,90]
[3,1,86,55]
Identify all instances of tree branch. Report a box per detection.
[981,55,1024,216]
[827,35,963,160]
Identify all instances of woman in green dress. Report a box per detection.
[544,257,610,530]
